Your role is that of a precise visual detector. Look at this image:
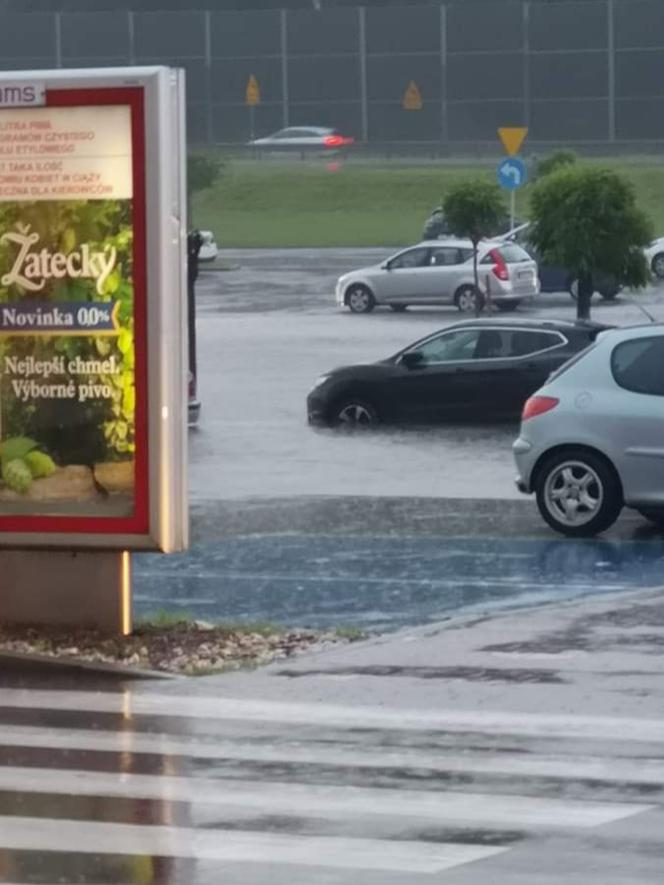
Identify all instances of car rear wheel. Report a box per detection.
[599,287,619,301]
[346,284,375,314]
[651,253,664,280]
[455,285,485,313]
[535,450,623,537]
[332,399,379,429]
[495,299,520,312]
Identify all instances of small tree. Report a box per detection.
[534,149,577,181]
[530,167,653,320]
[443,180,506,314]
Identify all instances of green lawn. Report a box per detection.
[192,158,664,249]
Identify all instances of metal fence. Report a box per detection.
[0,0,663,148]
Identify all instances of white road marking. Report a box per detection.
[1,723,663,786]
[0,815,506,873]
[0,766,650,830]
[2,689,664,742]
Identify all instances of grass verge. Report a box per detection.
[192,158,664,249]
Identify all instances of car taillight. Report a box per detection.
[522,395,559,420]
[490,248,509,281]
[323,135,354,147]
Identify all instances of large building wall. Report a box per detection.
[0,1,662,148]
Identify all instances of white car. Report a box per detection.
[514,324,664,536]
[644,237,664,280]
[198,230,219,262]
[336,240,539,314]
[249,127,354,152]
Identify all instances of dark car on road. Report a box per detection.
[505,224,621,301]
[307,319,611,428]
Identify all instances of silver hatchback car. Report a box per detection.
[514,325,664,536]
[336,240,539,314]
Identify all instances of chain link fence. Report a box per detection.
[0,0,662,150]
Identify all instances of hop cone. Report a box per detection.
[2,458,33,494]
[24,450,56,479]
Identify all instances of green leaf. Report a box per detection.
[1,437,39,462]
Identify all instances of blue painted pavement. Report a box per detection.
[133,535,664,632]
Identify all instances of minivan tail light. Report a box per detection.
[490,248,509,281]
[522,395,559,420]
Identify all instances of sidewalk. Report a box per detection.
[173,585,664,722]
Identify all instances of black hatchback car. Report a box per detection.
[307,319,611,427]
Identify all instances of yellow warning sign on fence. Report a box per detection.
[245,74,261,107]
[402,81,423,111]
[498,127,528,157]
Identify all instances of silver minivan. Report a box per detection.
[336,239,539,314]
[514,325,664,536]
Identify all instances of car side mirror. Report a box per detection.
[401,352,424,370]
[381,261,391,270]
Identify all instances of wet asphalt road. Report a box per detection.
[133,249,664,628]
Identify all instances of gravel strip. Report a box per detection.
[0,621,362,676]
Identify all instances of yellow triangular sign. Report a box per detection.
[403,81,423,111]
[246,74,261,107]
[498,127,528,157]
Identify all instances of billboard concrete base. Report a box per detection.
[0,550,132,635]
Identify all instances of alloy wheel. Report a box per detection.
[543,461,603,528]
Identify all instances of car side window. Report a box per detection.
[611,338,664,396]
[407,329,481,365]
[389,248,430,270]
[430,247,462,267]
[507,330,563,357]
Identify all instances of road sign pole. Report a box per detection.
[510,189,516,231]
[249,105,255,142]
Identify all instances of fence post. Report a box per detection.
[523,1,530,130]
[281,9,290,128]
[128,10,135,65]
[440,4,448,147]
[359,6,369,143]
[607,0,616,142]
[54,12,62,68]
[204,10,213,147]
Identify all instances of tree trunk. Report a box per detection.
[577,272,593,321]
[472,242,480,317]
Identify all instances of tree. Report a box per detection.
[443,180,506,314]
[187,153,223,196]
[529,167,653,320]
[534,149,577,181]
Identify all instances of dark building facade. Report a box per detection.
[0,1,662,148]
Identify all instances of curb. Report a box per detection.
[0,649,179,680]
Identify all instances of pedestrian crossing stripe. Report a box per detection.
[0,686,657,877]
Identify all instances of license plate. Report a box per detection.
[518,270,532,280]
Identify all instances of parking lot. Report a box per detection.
[191,247,664,503]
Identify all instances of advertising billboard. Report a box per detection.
[0,68,187,552]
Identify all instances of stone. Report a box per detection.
[93,460,134,494]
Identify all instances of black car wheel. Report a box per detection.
[599,288,619,301]
[390,304,408,312]
[455,285,485,313]
[535,449,623,537]
[346,284,375,314]
[332,398,379,429]
[651,253,664,280]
